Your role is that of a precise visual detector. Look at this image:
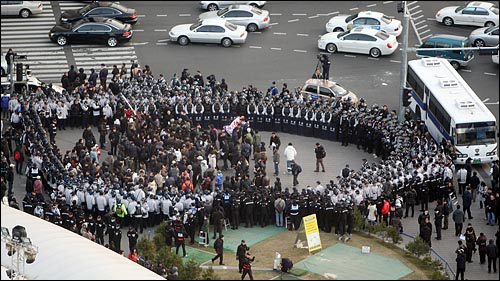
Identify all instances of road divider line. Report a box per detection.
[131,42,149,46]
[416,24,428,30]
[308,15,319,19]
[483,98,490,103]
[484,72,496,76]
[327,11,339,15]
[292,13,307,16]
[269,22,279,26]
[157,39,170,42]
[415,20,426,25]
[133,29,144,32]
[156,14,167,17]
[460,69,472,72]
[344,54,356,58]
[367,4,377,7]
[288,19,299,22]
[270,13,282,16]
[293,49,307,53]
[270,47,282,51]
[154,29,167,32]
[249,46,262,49]
[383,1,393,4]
[179,14,191,17]
[408,5,420,11]
[367,57,379,60]
[484,102,499,105]
[349,7,359,11]
[273,32,287,35]
[390,60,401,63]
[156,42,168,45]
[296,33,309,36]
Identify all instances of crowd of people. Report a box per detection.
[1,63,499,279]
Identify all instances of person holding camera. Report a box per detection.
[320,54,331,80]
[241,252,255,280]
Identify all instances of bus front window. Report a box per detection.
[456,122,497,146]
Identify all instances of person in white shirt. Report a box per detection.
[283,143,297,174]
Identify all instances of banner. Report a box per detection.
[303,214,322,252]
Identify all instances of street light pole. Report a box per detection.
[398,1,409,122]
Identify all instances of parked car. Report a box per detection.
[318,27,398,58]
[469,25,499,46]
[198,4,270,32]
[60,1,137,24]
[435,1,499,27]
[325,11,402,37]
[1,74,64,95]
[416,34,474,69]
[49,17,133,47]
[300,78,358,103]
[492,50,499,64]
[0,1,43,18]
[200,1,266,11]
[169,18,248,47]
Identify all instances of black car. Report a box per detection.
[60,1,137,24]
[49,17,133,47]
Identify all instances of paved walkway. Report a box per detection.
[6,127,499,280]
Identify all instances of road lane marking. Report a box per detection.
[249,46,262,49]
[131,42,149,46]
[288,19,299,22]
[133,29,144,32]
[426,18,436,21]
[296,33,309,36]
[157,14,167,17]
[483,98,490,103]
[460,69,472,72]
[412,14,424,20]
[292,13,307,16]
[420,29,431,34]
[415,20,426,25]
[269,23,279,26]
[485,102,499,105]
[270,47,282,51]
[367,57,379,60]
[407,1,418,6]
[156,42,168,45]
[367,4,377,7]
[344,54,356,57]
[484,72,496,76]
[327,11,339,15]
[390,60,401,63]
[154,29,167,32]
[273,32,287,35]
[270,13,282,16]
[420,34,432,40]
[412,10,423,15]
[416,24,428,30]
[293,49,307,53]
[157,39,170,42]
[179,14,191,16]
[349,7,359,11]
[138,15,146,18]
[383,1,393,4]
[308,15,319,19]
[408,5,420,12]
[252,31,262,34]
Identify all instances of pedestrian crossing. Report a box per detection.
[1,1,68,83]
[1,1,138,85]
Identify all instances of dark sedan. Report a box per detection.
[60,1,137,24]
[49,17,133,47]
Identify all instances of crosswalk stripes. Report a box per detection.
[72,46,138,76]
[58,1,85,12]
[1,1,68,83]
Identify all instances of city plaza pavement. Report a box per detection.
[6,125,498,280]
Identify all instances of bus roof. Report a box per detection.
[408,58,496,125]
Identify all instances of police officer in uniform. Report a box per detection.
[289,200,300,230]
[281,102,291,133]
[244,192,255,228]
[230,195,240,229]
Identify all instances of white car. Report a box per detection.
[200,1,266,11]
[493,50,499,64]
[0,1,43,18]
[325,11,402,37]
[169,18,248,47]
[199,4,270,32]
[435,1,499,27]
[318,27,399,58]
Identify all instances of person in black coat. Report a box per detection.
[486,239,498,273]
[462,186,473,219]
[455,248,466,280]
[211,235,225,265]
[237,240,250,273]
[419,216,432,248]
[212,206,224,239]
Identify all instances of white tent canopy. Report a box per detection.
[1,204,164,280]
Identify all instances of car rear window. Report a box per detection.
[225,21,237,31]
[375,31,389,40]
[251,7,262,15]
[490,6,499,15]
[104,18,126,29]
[345,13,358,23]
[381,15,392,24]
[330,84,347,96]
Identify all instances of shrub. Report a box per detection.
[353,206,367,231]
[386,226,402,244]
[405,237,430,258]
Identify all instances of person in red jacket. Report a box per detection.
[381,197,390,226]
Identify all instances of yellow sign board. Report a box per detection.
[303,214,322,252]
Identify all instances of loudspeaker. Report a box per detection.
[16,63,23,81]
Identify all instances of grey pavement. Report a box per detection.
[6,124,499,280]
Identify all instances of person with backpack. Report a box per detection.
[291,160,302,187]
[13,145,24,175]
[314,142,326,172]
[113,200,128,227]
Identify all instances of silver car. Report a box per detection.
[1,1,43,18]
[169,18,248,47]
[198,4,270,32]
[200,1,266,11]
[469,26,499,47]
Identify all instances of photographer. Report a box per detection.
[319,53,331,80]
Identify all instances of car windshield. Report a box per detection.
[381,15,392,24]
[455,5,466,13]
[190,21,202,31]
[330,84,348,96]
[105,18,126,29]
[345,13,358,23]
[490,6,499,15]
[251,7,262,15]
[217,7,229,16]
[456,122,497,146]
[337,30,350,38]
[485,26,497,33]
[225,21,237,31]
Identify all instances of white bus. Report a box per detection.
[407,57,498,164]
